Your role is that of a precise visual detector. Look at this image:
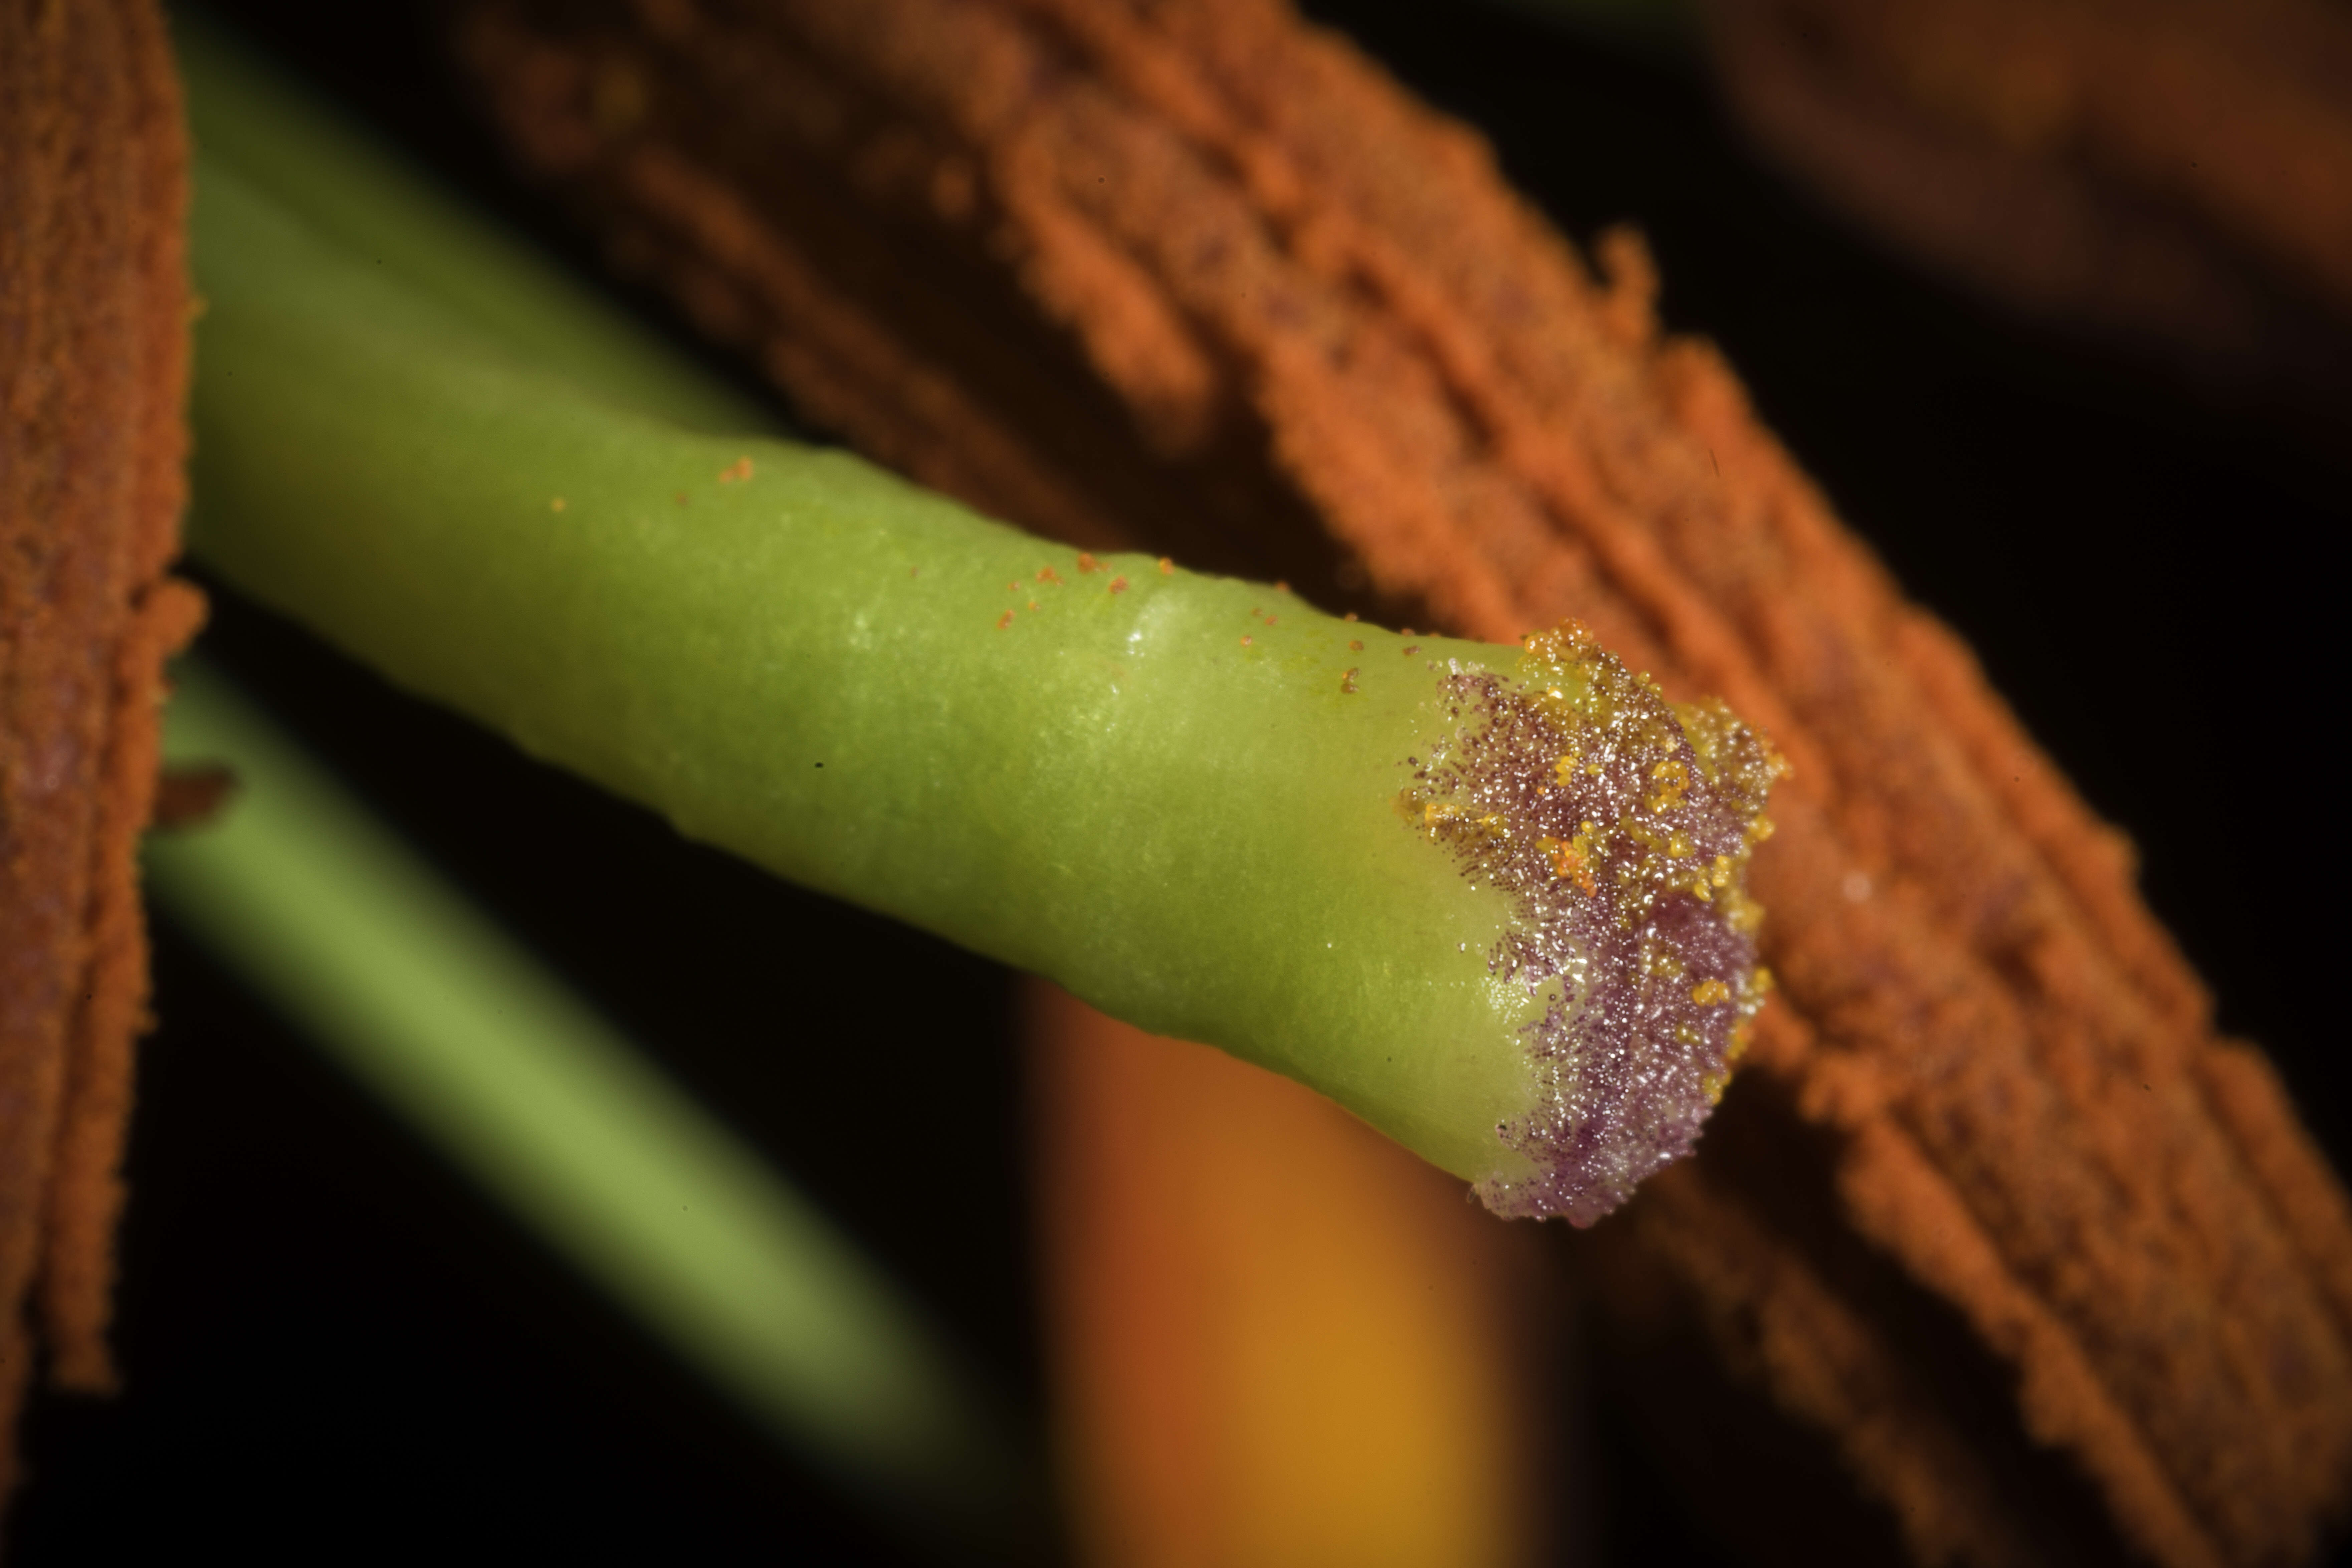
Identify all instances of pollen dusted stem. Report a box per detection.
[179,33,1774,1221]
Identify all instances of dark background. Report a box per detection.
[12,1,2345,1563]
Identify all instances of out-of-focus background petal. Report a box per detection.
[1027,981,1556,1568]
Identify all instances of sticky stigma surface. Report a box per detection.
[1401,623,1782,1225]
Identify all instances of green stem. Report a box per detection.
[146,660,1028,1546]
[179,25,1773,1223]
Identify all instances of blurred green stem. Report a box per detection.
[146,660,1031,1550]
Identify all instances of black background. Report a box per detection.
[12,2,2346,1563]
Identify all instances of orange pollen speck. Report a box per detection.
[1403,645,1420,656]
[1076,552,1101,573]
[718,456,754,483]
[1028,601,1039,611]
[1108,576,1128,594]
[1275,580,1290,593]
[1349,640,1364,652]
[1038,566,1063,585]
[1158,557,1173,575]
[1537,827,1603,895]
[550,497,566,512]
[1241,634,1253,646]
[1264,615,1276,626]
[1341,668,1359,693]
[996,611,1014,630]
[1343,611,1358,622]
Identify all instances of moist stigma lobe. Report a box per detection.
[1401,622,1782,1225]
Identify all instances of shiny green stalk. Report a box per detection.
[185,144,1538,1183]
[180,23,1773,1219]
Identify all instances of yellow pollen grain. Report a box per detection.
[1648,757,1689,811]
[1692,979,1732,1006]
[549,496,566,512]
[995,611,1014,630]
[1341,669,1359,694]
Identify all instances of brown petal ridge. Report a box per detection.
[1,0,201,1509]
[1703,0,2352,424]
